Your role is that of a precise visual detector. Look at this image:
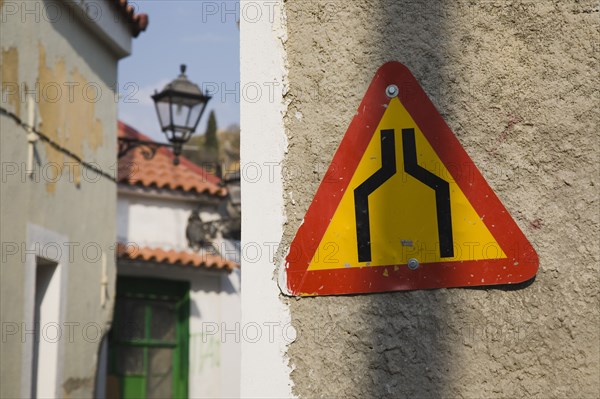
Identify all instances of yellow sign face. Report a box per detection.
[308,98,506,271]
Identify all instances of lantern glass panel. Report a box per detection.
[171,101,191,131]
[187,101,206,132]
[154,98,171,131]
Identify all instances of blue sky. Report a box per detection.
[118,1,240,142]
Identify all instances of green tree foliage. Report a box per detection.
[181,112,241,179]
[204,110,219,151]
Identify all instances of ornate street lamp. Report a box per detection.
[152,64,211,164]
[118,64,211,165]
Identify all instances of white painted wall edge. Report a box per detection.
[240,1,295,397]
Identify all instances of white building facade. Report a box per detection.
[103,122,241,398]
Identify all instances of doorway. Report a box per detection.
[108,277,189,398]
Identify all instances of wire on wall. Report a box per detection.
[1,106,117,183]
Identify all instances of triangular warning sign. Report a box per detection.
[283,62,538,296]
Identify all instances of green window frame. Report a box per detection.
[108,277,190,399]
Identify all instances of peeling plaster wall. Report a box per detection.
[0,0,126,397]
[280,1,599,397]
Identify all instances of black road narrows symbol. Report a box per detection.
[402,128,454,258]
[354,129,397,263]
[353,128,455,263]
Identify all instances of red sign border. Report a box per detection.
[284,61,539,296]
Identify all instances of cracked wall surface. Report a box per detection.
[281,1,599,397]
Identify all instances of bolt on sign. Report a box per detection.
[282,62,539,297]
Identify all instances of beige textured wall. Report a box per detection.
[281,1,599,397]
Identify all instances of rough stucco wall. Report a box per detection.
[281,1,599,397]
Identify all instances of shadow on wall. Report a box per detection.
[286,2,458,397]
[362,3,456,397]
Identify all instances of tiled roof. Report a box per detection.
[111,0,149,37]
[117,243,238,272]
[118,121,226,197]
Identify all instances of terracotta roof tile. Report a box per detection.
[118,121,226,197]
[111,0,148,37]
[117,243,238,272]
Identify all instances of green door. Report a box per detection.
[108,277,189,399]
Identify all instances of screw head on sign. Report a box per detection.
[407,258,419,270]
[386,84,399,98]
